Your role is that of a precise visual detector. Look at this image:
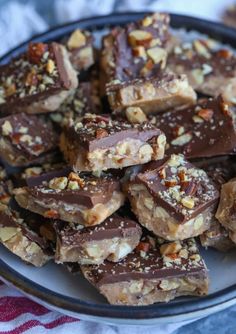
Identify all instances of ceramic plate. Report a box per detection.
[1,12,236,326]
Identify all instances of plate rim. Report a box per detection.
[1,11,236,321]
[2,256,236,320]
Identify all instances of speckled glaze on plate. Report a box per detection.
[1,12,236,325]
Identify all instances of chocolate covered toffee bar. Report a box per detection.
[81,237,208,305]
[101,13,170,84]
[60,114,166,172]
[152,95,236,159]
[14,171,125,226]
[0,204,53,266]
[0,42,78,115]
[106,73,197,114]
[0,113,59,167]
[127,154,219,240]
[54,215,142,264]
[198,157,236,251]
[66,29,95,71]
[167,39,236,104]
[101,13,196,113]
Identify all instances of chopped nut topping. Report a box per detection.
[160,241,182,256]
[191,68,204,85]
[44,209,59,219]
[165,179,178,187]
[28,42,47,64]
[171,133,192,146]
[2,121,13,136]
[49,176,68,190]
[67,29,86,49]
[198,108,214,121]
[46,59,55,74]
[125,107,147,124]
[146,47,167,68]
[142,16,153,27]
[128,30,153,47]
[96,128,109,139]
[132,46,147,59]
[193,40,211,58]
[68,172,85,188]
[67,180,80,190]
[181,196,195,209]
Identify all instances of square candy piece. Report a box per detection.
[153,95,236,159]
[15,170,125,226]
[0,113,59,167]
[60,114,166,172]
[0,204,53,266]
[167,39,236,104]
[100,13,170,85]
[81,237,208,305]
[127,154,219,240]
[54,215,142,264]
[0,42,78,115]
[106,73,196,114]
[66,29,95,71]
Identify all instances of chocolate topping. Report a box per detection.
[0,42,72,114]
[82,238,206,286]
[26,171,121,208]
[153,95,236,159]
[54,215,142,245]
[66,114,163,151]
[168,39,236,79]
[133,154,219,223]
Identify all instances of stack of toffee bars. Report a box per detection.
[0,13,236,306]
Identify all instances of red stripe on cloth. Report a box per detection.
[0,316,77,334]
[0,296,50,321]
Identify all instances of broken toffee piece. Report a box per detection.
[0,42,78,115]
[216,178,236,244]
[0,204,53,266]
[81,237,208,305]
[127,154,219,240]
[200,219,235,252]
[167,39,236,104]
[0,113,59,167]
[106,73,197,114]
[197,157,236,252]
[15,170,125,226]
[66,29,95,71]
[54,215,142,264]
[0,164,13,205]
[153,95,236,159]
[60,113,166,172]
